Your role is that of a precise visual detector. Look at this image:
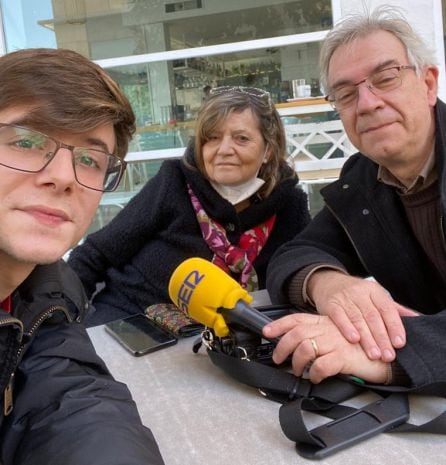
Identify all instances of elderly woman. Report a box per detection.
[68,86,310,326]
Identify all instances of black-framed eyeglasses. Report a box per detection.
[0,123,126,192]
[209,86,272,108]
[325,65,416,111]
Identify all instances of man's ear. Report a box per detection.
[423,65,439,106]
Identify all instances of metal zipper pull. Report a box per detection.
[3,373,14,416]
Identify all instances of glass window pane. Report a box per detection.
[2,1,331,59]
[1,0,56,50]
[108,41,323,153]
[165,1,332,50]
[301,181,331,218]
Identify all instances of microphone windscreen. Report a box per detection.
[168,257,253,337]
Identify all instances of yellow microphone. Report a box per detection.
[168,257,274,338]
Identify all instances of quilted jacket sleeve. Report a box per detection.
[1,321,164,465]
[396,310,446,388]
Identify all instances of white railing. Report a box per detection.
[286,119,356,171]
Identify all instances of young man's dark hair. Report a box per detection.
[0,48,135,158]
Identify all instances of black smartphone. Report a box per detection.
[104,314,177,356]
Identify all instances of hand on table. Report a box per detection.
[263,313,388,384]
[307,270,418,362]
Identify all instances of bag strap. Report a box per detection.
[392,411,446,434]
[280,393,409,459]
[206,347,363,403]
[201,335,446,458]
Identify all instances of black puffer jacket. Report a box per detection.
[0,261,164,465]
[68,146,310,325]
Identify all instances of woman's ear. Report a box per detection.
[262,144,271,163]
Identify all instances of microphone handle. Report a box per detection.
[219,301,279,343]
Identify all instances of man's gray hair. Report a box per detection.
[320,5,437,93]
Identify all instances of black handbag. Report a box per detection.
[193,318,446,460]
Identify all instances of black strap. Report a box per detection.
[204,345,446,459]
[206,347,363,403]
[392,410,446,434]
[280,393,409,459]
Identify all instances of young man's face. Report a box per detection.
[0,106,116,268]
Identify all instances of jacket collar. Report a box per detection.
[14,261,87,330]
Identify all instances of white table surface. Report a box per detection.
[88,326,446,465]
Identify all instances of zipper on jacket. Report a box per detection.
[0,315,23,330]
[0,316,22,416]
[3,373,14,416]
[1,306,71,416]
[25,305,72,337]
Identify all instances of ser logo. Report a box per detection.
[177,270,204,312]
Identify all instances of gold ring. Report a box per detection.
[310,338,319,358]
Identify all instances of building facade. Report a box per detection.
[0,0,445,227]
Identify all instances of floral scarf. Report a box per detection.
[188,184,276,291]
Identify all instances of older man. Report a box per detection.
[265,7,446,387]
[0,48,164,464]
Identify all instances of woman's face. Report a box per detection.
[202,108,269,186]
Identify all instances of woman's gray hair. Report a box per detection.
[320,5,437,93]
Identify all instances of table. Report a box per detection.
[88,326,446,465]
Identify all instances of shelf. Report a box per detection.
[275,97,326,108]
[275,97,333,116]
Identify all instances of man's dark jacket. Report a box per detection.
[267,99,446,387]
[68,144,310,326]
[0,261,164,465]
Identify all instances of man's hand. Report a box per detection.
[307,270,418,362]
[263,313,388,384]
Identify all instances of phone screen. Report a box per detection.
[105,314,177,356]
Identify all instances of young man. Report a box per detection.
[0,48,164,464]
[264,7,446,387]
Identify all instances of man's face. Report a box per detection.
[327,30,438,173]
[0,106,115,267]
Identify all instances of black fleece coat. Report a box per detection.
[267,99,446,388]
[68,148,310,326]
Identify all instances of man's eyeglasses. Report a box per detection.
[0,124,126,192]
[209,86,272,108]
[325,65,416,111]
